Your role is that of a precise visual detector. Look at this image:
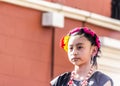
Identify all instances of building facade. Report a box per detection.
[0,0,120,86]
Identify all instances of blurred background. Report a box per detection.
[0,0,120,86]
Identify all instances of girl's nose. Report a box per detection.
[72,48,78,55]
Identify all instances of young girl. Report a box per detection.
[50,27,113,86]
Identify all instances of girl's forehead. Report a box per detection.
[68,35,90,45]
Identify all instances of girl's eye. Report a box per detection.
[69,46,73,50]
[77,46,82,50]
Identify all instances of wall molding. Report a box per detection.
[1,0,120,31]
[101,37,120,50]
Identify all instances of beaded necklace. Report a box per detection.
[68,66,94,86]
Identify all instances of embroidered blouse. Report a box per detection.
[50,71,113,86]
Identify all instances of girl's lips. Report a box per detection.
[72,57,80,61]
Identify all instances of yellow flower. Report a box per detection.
[63,35,70,52]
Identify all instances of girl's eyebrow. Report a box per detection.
[76,43,84,46]
[69,43,83,46]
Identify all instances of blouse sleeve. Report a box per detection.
[50,72,71,86]
[50,76,59,86]
[96,71,114,86]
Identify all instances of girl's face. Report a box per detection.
[68,35,95,66]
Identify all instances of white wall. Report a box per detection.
[98,37,120,86]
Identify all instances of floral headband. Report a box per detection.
[60,27,100,52]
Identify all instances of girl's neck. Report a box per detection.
[73,64,95,80]
[68,64,95,86]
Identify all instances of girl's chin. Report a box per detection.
[72,61,82,66]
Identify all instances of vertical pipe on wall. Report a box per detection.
[50,27,55,79]
[50,0,55,78]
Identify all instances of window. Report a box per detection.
[111,0,120,20]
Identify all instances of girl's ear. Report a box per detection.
[91,46,98,57]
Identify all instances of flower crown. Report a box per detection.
[60,27,100,52]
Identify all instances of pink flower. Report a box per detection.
[83,27,95,37]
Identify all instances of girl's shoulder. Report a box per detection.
[89,71,113,86]
[93,71,112,80]
[50,72,71,86]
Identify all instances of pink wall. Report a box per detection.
[0,2,52,86]
[52,0,111,17]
